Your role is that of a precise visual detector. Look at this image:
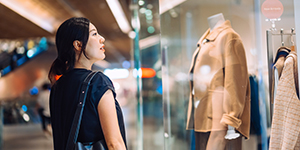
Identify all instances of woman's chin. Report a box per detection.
[97,54,105,60]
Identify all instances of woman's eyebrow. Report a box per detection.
[89,29,96,33]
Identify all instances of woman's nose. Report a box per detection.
[100,36,105,43]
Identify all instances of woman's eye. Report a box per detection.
[93,33,97,36]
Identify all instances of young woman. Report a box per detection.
[48,17,127,150]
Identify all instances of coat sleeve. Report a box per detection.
[220,37,249,129]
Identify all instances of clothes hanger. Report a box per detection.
[273,29,291,63]
[281,28,284,46]
[290,28,295,52]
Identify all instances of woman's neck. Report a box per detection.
[74,57,93,70]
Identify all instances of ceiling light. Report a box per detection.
[147,26,155,34]
[106,0,132,33]
[139,8,146,14]
[128,31,136,39]
[145,9,152,16]
[0,0,54,33]
[138,0,145,6]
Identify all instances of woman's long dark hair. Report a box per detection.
[48,17,90,84]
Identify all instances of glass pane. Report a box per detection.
[160,0,297,149]
[136,0,164,150]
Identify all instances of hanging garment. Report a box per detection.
[271,47,291,103]
[186,20,250,139]
[249,75,261,135]
[269,52,300,150]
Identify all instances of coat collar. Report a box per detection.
[198,20,232,47]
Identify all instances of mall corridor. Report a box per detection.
[3,123,53,150]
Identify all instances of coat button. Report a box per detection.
[197,44,200,47]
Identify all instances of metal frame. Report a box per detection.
[266,29,296,122]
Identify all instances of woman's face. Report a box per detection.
[85,23,106,61]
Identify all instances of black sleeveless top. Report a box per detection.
[50,69,127,150]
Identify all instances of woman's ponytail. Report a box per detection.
[48,57,67,84]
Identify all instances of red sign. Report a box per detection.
[141,68,156,78]
[261,0,283,19]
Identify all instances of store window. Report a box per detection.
[158,0,298,150]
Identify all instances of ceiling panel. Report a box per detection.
[0,0,132,63]
[0,4,52,39]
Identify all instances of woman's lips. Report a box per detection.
[100,45,105,52]
[100,48,105,52]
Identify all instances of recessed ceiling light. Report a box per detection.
[138,0,145,6]
[106,0,131,33]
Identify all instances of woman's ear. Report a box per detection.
[73,40,82,51]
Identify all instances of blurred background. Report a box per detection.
[0,0,299,150]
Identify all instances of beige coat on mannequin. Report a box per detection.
[186,20,251,139]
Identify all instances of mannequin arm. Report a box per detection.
[221,38,248,129]
[206,130,227,150]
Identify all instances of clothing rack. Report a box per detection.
[266,28,296,122]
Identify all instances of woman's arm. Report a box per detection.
[98,90,126,150]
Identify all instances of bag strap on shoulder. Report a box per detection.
[66,71,99,150]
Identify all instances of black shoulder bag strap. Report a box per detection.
[66,71,98,150]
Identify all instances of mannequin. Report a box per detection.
[207,13,230,150]
[208,12,241,141]
[207,13,225,32]
[187,13,249,150]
